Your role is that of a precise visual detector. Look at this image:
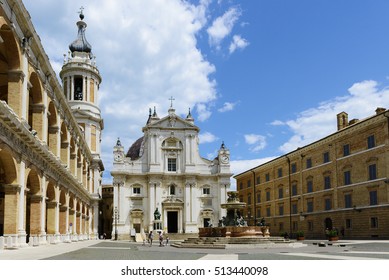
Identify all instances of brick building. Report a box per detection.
[234,108,389,239]
[0,1,104,248]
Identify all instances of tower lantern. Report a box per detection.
[60,9,103,157]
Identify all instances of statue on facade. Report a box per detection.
[154,208,161,220]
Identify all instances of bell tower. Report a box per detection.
[60,9,103,159]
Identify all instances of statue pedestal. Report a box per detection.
[153,220,162,230]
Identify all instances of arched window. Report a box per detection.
[169,185,176,195]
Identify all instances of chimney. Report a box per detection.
[349,119,359,125]
[337,112,348,131]
[375,107,386,115]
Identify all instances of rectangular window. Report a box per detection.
[279,205,284,216]
[369,190,378,205]
[344,193,352,208]
[256,192,261,203]
[256,208,261,219]
[324,176,331,189]
[292,221,298,231]
[277,168,282,178]
[278,188,283,199]
[266,191,270,201]
[367,135,375,149]
[203,188,210,195]
[256,176,261,185]
[344,170,351,185]
[265,173,270,182]
[292,184,298,196]
[323,151,330,163]
[239,182,243,190]
[247,179,251,188]
[133,187,141,194]
[343,144,350,156]
[292,203,298,214]
[369,164,377,180]
[266,207,271,217]
[371,217,378,228]
[307,180,313,193]
[168,158,177,171]
[248,194,252,205]
[324,198,332,210]
[306,158,312,169]
[346,219,352,229]
[307,200,313,212]
[291,163,297,174]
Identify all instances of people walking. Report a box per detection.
[148,231,153,246]
[165,236,169,246]
[159,231,164,247]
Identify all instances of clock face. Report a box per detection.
[114,153,123,162]
[221,155,229,164]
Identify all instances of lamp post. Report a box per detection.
[114,207,119,241]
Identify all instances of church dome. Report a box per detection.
[69,12,92,54]
[126,136,144,160]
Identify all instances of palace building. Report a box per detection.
[111,106,232,240]
[0,0,104,249]
[234,108,389,239]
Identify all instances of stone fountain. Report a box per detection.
[198,191,270,238]
[172,191,298,248]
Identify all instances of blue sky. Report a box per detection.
[24,0,389,188]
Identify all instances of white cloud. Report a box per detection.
[196,103,213,121]
[229,35,249,54]
[244,134,267,152]
[24,0,235,183]
[207,7,241,48]
[276,80,389,153]
[229,157,276,189]
[270,120,285,126]
[218,101,238,112]
[199,131,219,144]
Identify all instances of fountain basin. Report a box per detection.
[199,226,270,238]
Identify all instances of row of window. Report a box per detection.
[243,163,378,201]
[240,134,377,189]
[253,190,378,217]
[278,216,380,232]
[132,185,211,196]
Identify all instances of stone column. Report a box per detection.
[92,203,99,239]
[17,161,27,247]
[2,184,20,248]
[149,182,156,231]
[70,76,74,101]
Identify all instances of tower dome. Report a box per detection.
[69,11,92,55]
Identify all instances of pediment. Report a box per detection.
[147,114,199,131]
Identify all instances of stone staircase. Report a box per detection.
[172,236,293,249]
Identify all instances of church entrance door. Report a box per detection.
[167,211,178,233]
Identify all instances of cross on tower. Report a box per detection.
[169,96,175,108]
[78,6,85,19]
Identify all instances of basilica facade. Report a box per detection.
[0,1,103,249]
[111,106,232,239]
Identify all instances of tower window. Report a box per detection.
[74,77,83,100]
